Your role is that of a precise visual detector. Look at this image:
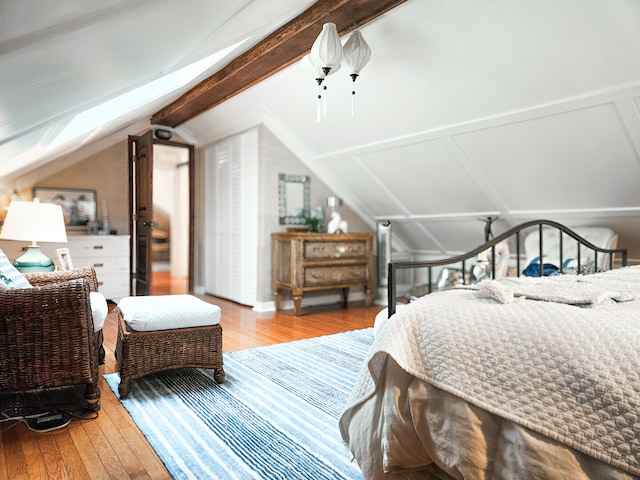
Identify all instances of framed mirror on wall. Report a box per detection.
[278,174,310,225]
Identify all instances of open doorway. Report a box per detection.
[151,143,190,294]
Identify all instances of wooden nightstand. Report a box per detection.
[272,232,374,315]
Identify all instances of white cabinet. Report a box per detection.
[0,235,130,300]
[66,235,130,301]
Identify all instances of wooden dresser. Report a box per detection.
[272,232,375,315]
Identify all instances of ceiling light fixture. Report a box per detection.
[302,23,371,121]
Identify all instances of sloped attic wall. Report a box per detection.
[184,0,640,265]
[5,142,130,234]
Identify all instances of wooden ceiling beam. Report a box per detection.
[151,0,407,127]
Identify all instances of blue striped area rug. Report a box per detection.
[104,328,373,479]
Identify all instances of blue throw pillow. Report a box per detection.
[522,257,558,277]
[522,257,574,277]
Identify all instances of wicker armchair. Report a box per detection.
[26,266,106,364]
[0,267,102,413]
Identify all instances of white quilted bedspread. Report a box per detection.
[342,266,640,477]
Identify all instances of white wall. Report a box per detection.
[153,144,189,276]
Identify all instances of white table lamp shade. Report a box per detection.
[0,200,68,243]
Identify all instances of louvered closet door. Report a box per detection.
[204,128,258,306]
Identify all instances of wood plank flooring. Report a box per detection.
[0,272,381,479]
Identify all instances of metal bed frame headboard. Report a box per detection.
[387,219,628,317]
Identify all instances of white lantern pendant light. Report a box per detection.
[311,22,343,120]
[310,23,343,76]
[304,23,372,120]
[343,29,371,117]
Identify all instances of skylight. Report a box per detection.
[51,38,250,148]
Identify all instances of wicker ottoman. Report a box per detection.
[115,295,224,398]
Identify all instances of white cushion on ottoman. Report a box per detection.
[117,294,221,332]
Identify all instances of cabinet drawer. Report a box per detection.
[304,241,367,260]
[304,265,368,286]
[72,255,129,274]
[97,272,130,300]
[67,235,129,258]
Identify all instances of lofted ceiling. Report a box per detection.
[0,0,321,177]
[2,0,640,261]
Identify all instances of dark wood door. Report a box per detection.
[128,131,154,296]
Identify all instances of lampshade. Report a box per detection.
[1,200,68,243]
[343,30,371,78]
[310,23,343,76]
[0,200,67,272]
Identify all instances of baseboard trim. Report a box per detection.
[252,301,275,312]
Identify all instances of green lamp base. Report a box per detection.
[13,246,55,273]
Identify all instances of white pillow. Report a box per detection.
[523,227,618,272]
[89,291,108,332]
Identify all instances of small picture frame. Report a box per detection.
[56,248,73,271]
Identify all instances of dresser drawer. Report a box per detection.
[304,240,367,260]
[73,255,129,275]
[304,265,368,286]
[67,235,129,258]
[96,272,130,300]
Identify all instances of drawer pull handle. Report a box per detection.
[93,245,104,249]
[98,281,104,286]
[93,263,104,268]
